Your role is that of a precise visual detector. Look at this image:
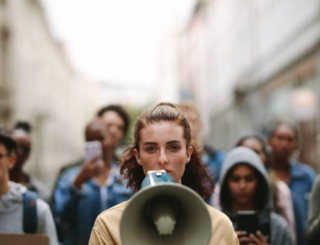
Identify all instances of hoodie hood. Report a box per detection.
[219,147,272,212]
[0,181,27,214]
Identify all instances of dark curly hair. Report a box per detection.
[96,105,130,136]
[14,121,32,133]
[119,102,214,202]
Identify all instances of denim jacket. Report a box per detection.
[53,162,133,245]
[202,149,226,184]
[289,161,316,245]
[202,147,226,205]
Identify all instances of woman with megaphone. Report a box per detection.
[89,102,239,245]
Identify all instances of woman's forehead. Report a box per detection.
[139,121,184,141]
[230,164,255,174]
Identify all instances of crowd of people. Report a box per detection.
[0,102,319,245]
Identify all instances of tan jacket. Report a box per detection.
[89,201,239,245]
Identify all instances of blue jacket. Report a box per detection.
[202,148,226,184]
[202,147,226,205]
[53,162,133,245]
[288,161,316,245]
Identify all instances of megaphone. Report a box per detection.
[120,170,212,245]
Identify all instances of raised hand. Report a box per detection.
[73,154,104,190]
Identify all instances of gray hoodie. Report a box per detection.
[0,181,58,245]
[219,147,293,245]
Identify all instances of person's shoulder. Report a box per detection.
[95,201,128,225]
[101,200,128,214]
[28,176,50,196]
[36,198,51,216]
[291,161,315,173]
[270,212,292,244]
[36,198,55,226]
[206,205,238,244]
[58,165,81,181]
[291,161,316,180]
[91,201,128,243]
[207,204,233,225]
[270,212,290,230]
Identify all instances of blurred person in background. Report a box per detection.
[179,101,226,184]
[305,174,320,245]
[0,127,58,245]
[53,112,133,245]
[9,121,50,203]
[96,105,130,155]
[218,147,293,245]
[268,123,316,245]
[53,104,131,180]
[236,135,296,244]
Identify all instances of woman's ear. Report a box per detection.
[133,148,142,166]
[185,146,193,164]
[8,154,16,170]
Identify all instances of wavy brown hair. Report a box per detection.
[119,102,214,202]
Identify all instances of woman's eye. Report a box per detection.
[230,177,240,182]
[245,177,255,182]
[146,147,156,152]
[169,145,179,150]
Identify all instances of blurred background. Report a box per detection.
[0,0,319,191]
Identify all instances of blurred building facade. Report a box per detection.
[0,0,99,189]
[178,0,320,171]
[97,81,156,107]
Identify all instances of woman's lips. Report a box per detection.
[237,193,249,199]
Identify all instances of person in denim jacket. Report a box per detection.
[54,160,132,245]
[268,123,316,245]
[54,106,133,245]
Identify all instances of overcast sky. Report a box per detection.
[42,0,196,89]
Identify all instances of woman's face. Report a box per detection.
[133,121,193,184]
[241,138,267,165]
[227,164,258,208]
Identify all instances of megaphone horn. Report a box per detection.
[120,170,212,245]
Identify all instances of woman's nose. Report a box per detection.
[158,149,168,166]
[239,180,246,189]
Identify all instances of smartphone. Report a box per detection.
[236,211,271,243]
[85,141,103,163]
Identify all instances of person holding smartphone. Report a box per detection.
[218,147,293,245]
[236,135,296,243]
[54,112,133,245]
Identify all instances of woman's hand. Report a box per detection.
[73,154,104,189]
[236,231,251,244]
[236,231,269,245]
[248,231,269,245]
